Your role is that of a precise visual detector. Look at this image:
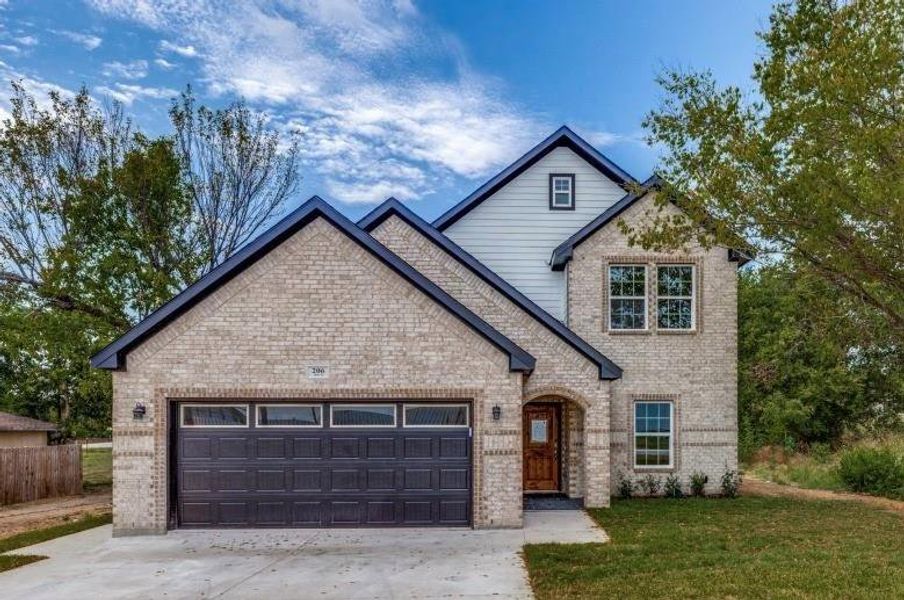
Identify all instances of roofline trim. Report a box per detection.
[432,125,638,231]
[91,196,535,374]
[359,197,623,380]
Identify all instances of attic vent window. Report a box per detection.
[549,174,575,210]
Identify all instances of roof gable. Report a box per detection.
[92,197,535,373]
[0,411,57,431]
[359,198,622,380]
[433,125,637,230]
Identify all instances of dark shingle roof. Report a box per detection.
[0,411,57,432]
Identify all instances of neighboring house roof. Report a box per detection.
[432,125,638,231]
[359,198,623,380]
[91,197,536,374]
[0,411,57,432]
[550,175,662,270]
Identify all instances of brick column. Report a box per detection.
[582,384,611,507]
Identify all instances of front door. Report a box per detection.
[522,403,559,491]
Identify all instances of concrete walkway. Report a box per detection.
[1,510,606,600]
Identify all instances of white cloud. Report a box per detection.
[0,44,19,53]
[14,35,38,46]
[95,82,178,105]
[52,29,103,50]
[85,0,547,204]
[159,39,197,57]
[154,57,176,69]
[101,59,148,80]
[0,61,75,117]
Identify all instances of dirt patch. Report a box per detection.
[0,491,112,538]
[742,475,904,514]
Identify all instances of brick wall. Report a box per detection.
[372,216,612,506]
[112,218,525,534]
[566,192,738,494]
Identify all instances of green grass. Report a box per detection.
[81,448,112,492]
[523,497,904,599]
[0,512,112,573]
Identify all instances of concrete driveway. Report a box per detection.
[1,511,606,600]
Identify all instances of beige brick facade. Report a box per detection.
[566,192,738,494]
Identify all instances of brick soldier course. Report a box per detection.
[93,127,739,535]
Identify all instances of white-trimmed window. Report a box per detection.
[549,174,575,209]
[609,265,647,330]
[657,265,695,330]
[634,401,673,468]
[181,404,249,428]
[403,404,469,428]
[330,404,396,427]
[256,404,322,427]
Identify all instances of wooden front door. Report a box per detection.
[523,404,560,491]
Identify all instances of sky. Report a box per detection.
[0,0,772,221]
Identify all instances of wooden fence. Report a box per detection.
[0,444,82,505]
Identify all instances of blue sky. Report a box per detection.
[0,0,772,221]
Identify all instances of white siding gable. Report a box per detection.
[444,146,626,320]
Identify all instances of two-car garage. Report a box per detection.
[172,401,473,528]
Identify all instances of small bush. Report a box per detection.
[640,474,661,497]
[838,447,904,499]
[689,471,709,497]
[809,442,832,464]
[663,474,683,498]
[616,470,634,500]
[720,468,741,498]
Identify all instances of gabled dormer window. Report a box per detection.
[549,174,575,210]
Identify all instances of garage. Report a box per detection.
[172,401,472,528]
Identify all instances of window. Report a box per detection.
[549,174,575,210]
[403,404,469,427]
[609,265,647,330]
[330,404,396,427]
[634,401,673,467]
[181,404,248,427]
[257,404,321,427]
[657,265,695,330]
[530,419,548,443]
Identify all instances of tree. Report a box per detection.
[170,87,301,272]
[627,0,904,344]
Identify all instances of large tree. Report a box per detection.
[627,0,904,344]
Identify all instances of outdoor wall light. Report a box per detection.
[132,402,146,420]
[492,405,501,421]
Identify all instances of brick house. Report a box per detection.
[92,126,741,535]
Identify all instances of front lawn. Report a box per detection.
[523,496,904,599]
[0,513,112,573]
[81,447,112,492]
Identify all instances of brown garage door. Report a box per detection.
[173,401,472,528]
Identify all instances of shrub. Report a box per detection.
[838,447,904,498]
[616,470,634,500]
[640,474,661,497]
[689,471,709,497]
[720,468,741,498]
[809,442,831,464]
[663,474,683,498]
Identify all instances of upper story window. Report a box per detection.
[657,265,695,330]
[549,174,575,210]
[609,265,647,330]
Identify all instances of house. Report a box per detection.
[92,126,739,535]
[0,411,57,447]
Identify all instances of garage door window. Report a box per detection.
[403,404,469,427]
[257,404,321,427]
[181,404,248,427]
[330,404,396,427]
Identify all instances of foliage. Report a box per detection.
[689,472,709,497]
[629,0,904,347]
[720,468,741,498]
[0,83,301,435]
[838,446,904,498]
[639,474,661,497]
[524,497,904,599]
[663,474,683,498]
[615,470,634,500]
[738,263,904,454]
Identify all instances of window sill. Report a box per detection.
[632,466,677,473]
[608,329,652,336]
[656,329,698,335]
